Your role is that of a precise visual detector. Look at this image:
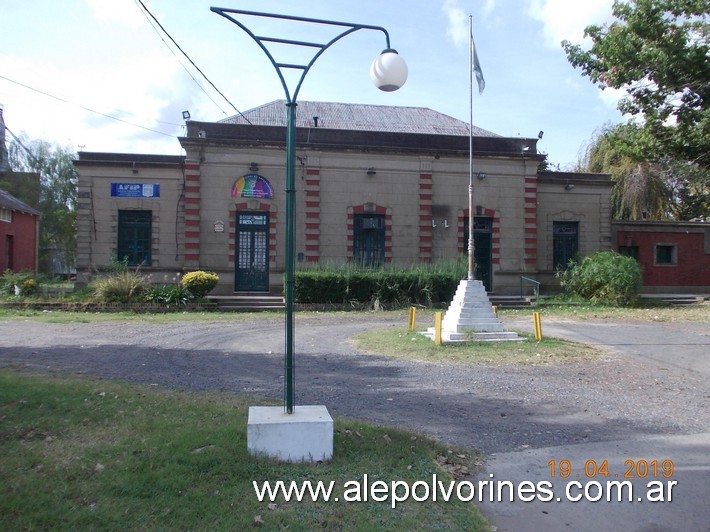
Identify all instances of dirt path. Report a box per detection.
[2,313,709,531]
[0,314,707,454]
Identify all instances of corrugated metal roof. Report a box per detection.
[0,188,40,216]
[220,100,498,137]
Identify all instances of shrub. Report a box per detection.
[91,270,150,303]
[0,270,39,297]
[19,278,39,296]
[144,284,193,306]
[557,251,642,306]
[181,271,219,299]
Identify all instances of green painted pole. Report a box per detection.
[210,7,405,416]
[285,102,297,414]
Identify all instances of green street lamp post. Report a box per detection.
[211,7,407,414]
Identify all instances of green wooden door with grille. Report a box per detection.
[464,216,493,291]
[553,221,579,270]
[235,212,269,292]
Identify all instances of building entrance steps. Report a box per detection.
[208,294,285,311]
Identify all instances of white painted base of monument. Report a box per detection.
[425,279,523,343]
[247,405,333,462]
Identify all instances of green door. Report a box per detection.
[235,212,269,291]
[553,221,579,270]
[353,214,385,268]
[464,216,493,291]
[474,217,493,291]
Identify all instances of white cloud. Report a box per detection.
[85,0,146,29]
[597,85,626,110]
[0,47,190,153]
[564,74,625,113]
[527,0,613,49]
[483,0,497,16]
[564,76,584,93]
[442,0,469,47]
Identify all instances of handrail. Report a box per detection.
[520,276,541,305]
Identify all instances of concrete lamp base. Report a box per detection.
[247,405,333,463]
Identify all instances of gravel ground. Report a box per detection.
[1,313,708,455]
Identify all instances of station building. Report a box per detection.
[74,100,613,295]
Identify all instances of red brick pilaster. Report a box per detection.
[418,172,433,263]
[524,176,538,267]
[183,162,201,267]
[304,168,321,263]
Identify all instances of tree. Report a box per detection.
[563,0,710,168]
[580,125,669,219]
[7,135,78,274]
[578,123,708,220]
[662,156,709,219]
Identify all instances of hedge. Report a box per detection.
[293,264,466,308]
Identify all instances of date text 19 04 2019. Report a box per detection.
[548,459,674,479]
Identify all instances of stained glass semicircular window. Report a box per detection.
[231,174,274,199]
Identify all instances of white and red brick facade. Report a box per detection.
[74,102,614,295]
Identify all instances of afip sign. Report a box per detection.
[111,183,160,198]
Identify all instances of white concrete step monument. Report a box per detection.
[426,279,523,343]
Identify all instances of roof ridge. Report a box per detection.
[219,100,499,137]
[0,188,41,215]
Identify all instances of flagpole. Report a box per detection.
[467,14,475,281]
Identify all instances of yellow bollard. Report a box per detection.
[492,305,498,317]
[434,311,443,346]
[408,306,417,331]
[533,311,543,341]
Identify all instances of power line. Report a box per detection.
[0,74,176,138]
[133,0,230,117]
[134,0,253,125]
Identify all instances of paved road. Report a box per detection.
[506,316,710,380]
[485,316,710,532]
[0,313,708,531]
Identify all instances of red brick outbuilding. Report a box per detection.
[613,220,710,292]
[0,188,40,273]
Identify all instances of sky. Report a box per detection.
[1,0,627,170]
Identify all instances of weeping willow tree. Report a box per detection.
[578,125,668,219]
[578,124,708,220]
[613,161,670,220]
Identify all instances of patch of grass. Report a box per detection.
[500,301,709,322]
[0,370,488,531]
[353,328,603,365]
[0,300,705,325]
[0,309,285,324]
